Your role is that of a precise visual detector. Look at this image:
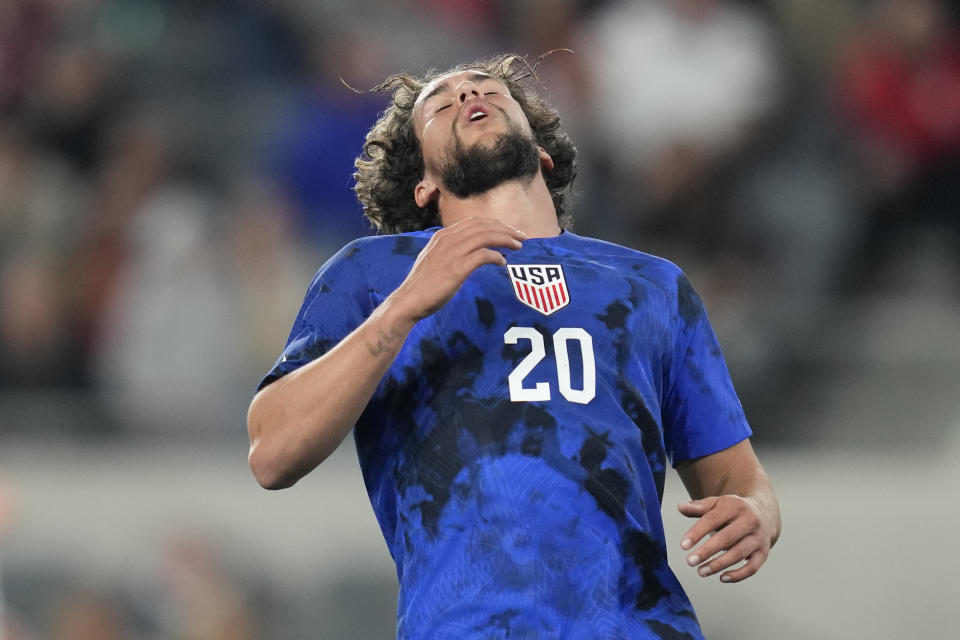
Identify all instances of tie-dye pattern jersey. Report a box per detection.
[260,229,752,640]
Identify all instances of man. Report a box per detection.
[247,54,780,640]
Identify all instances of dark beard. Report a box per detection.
[439,124,541,198]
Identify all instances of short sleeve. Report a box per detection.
[257,241,371,391]
[662,275,752,466]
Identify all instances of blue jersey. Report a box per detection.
[260,229,752,640]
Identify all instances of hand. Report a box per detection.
[389,217,525,321]
[677,495,777,583]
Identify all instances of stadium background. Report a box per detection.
[1,0,958,638]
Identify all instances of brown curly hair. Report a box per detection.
[353,53,577,234]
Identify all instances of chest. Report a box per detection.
[385,260,672,409]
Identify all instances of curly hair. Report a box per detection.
[353,53,577,234]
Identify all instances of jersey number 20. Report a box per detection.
[504,327,596,404]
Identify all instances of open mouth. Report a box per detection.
[466,105,488,123]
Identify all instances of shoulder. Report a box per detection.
[304,229,436,300]
[317,230,435,277]
[562,231,675,266]
[331,229,434,263]
[563,232,705,327]
[563,231,688,287]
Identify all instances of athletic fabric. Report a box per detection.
[260,229,752,640]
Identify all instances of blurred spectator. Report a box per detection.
[502,4,598,223]
[269,32,382,252]
[579,0,783,263]
[0,248,83,387]
[91,173,239,435]
[837,0,960,292]
[51,588,126,640]
[73,111,171,375]
[504,2,593,115]
[220,178,316,378]
[128,533,256,640]
[81,101,329,434]
[270,0,529,251]
[0,0,50,110]
[20,37,114,174]
[0,117,88,388]
[411,0,499,37]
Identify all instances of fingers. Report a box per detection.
[437,217,526,255]
[440,216,527,243]
[462,247,509,271]
[684,517,752,568]
[419,218,522,276]
[393,217,526,320]
[718,549,768,583]
[424,218,526,276]
[689,529,759,575]
[678,497,729,551]
[677,497,718,519]
[694,543,769,583]
[678,495,772,583]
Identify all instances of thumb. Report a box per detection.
[677,497,718,517]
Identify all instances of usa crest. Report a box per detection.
[507,264,570,315]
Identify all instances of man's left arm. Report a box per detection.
[675,438,781,583]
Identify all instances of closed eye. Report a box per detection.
[484,91,498,96]
[435,104,452,113]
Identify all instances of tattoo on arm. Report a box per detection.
[365,327,403,357]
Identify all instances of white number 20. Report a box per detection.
[503,327,596,404]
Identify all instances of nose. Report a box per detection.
[456,81,481,103]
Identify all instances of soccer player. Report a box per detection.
[247,54,781,639]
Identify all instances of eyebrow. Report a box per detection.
[420,72,497,105]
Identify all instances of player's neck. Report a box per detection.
[437,176,561,238]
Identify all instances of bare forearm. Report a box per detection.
[247,295,416,489]
[248,219,527,489]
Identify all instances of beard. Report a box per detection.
[438,122,541,198]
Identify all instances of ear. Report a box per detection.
[415,178,439,209]
[538,147,555,171]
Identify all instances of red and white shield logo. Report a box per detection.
[507,264,570,315]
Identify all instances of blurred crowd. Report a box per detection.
[1,0,959,636]
[2,0,959,436]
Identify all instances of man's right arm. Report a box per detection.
[246,217,526,489]
[247,295,416,489]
